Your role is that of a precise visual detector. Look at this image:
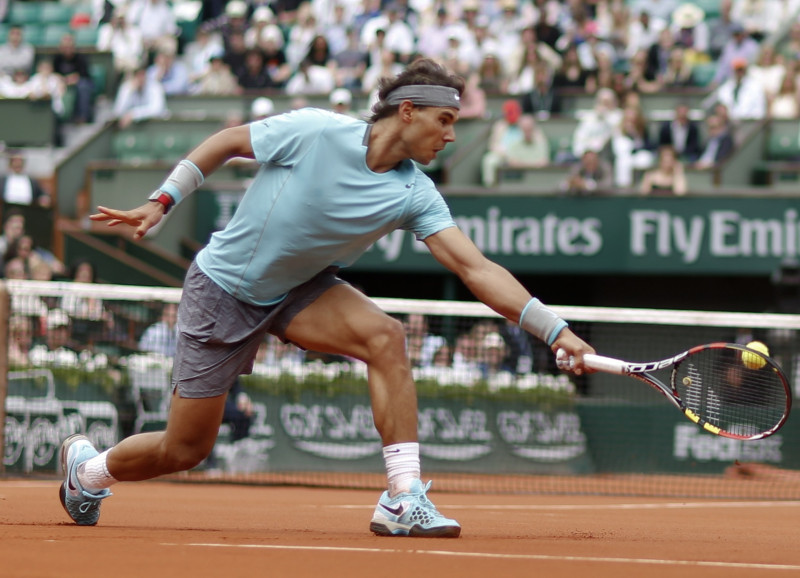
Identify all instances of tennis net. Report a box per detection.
[1,279,798,499]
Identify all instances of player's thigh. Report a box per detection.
[284,284,404,361]
[164,391,227,454]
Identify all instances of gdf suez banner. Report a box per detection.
[3,369,119,474]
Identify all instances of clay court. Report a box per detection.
[1,478,799,578]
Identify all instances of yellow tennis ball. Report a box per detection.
[742,341,769,370]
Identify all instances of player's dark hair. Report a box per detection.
[369,57,465,122]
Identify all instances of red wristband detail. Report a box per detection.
[149,192,174,214]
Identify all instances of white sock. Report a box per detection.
[77,450,118,492]
[383,442,420,497]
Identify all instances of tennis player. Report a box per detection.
[61,58,594,537]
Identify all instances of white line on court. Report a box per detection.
[160,543,800,571]
[330,501,800,511]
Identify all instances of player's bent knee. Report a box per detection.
[366,317,407,359]
[163,441,213,472]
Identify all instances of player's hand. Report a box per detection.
[90,202,165,241]
[550,327,596,375]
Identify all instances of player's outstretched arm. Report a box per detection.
[90,125,255,241]
[424,226,595,372]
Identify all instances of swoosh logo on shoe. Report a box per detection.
[380,503,405,516]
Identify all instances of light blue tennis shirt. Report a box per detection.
[195,108,456,306]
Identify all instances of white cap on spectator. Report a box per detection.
[47,308,70,329]
[251,97,274,118]
[225,0,248,18]
[330,88,352,106]
[483,332,505,349]
[252,5,274,22]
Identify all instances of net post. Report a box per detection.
[0,281,9,475]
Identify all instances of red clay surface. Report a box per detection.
[1,478,799,578]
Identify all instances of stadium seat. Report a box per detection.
[43,24,71,47]
[22,24,46,47]
[89,62,108,97]
[8,2,41,25]
[153,133,191,163]
[766,132,800,161]
[40,2,75,24]
[112,133,154,164]
[73,26,99,47]
[0,23,8,43]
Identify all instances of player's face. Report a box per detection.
[406,106,458,165]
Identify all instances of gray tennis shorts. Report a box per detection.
[171,262,347,398]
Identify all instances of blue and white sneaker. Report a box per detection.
[58,434,111,526]
[370,479,461,538]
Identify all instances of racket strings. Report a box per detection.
[673,347,789,437]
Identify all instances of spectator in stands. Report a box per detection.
[645,27,676,83]
[244,5,281,51]
[126,0,180,57]
[416,6,451,61]
[404,313,446,369]
[570,87,622,161]
[139,302,178,357]
[333,26,369,91]
[222,30,249,79]
[183,28,225,85]
[236,49,273,90]
[694,113,735,168]
[475,52,509,94]
[658,102,701,162]
[639,144,687,195]
[382,3,416,66]
[552,43,593,92]
[0,25,34,77]
[29,308,82,367]
[320,3,350,55]
[0,152,52,209]
[329,88,357,117]
[478,331,515,385]
[628,0,680,22]
[0,209,25,260]
[192,53,242,95]
[285,5,319,70]
[504,114,551,171]
[458,72,487,120]
[440,31,472,78]
[0,67,31,99]
[361,48,404,94]
[750,45,786,103]
[303,34,338,77]
[768,68,800,119]
[221,378,254,442]
[52,33,95,124]
[498,318,534,375]
[481,99,523,187]
[147,42,191,96]
[96,7,145,79]
[732,0,781,41]
[259,27,292,89]
[27,59,67,119]
[669,2,710,65]
[611,106,656,188]
[4,234,50,280]
[8,314,34,367]
[113,66,168,129]
[659,46,694,88]
[711,22,760,88]
[60,258,112,343]
[560,150,614,194]
[285,57,336,96]
[519,61,561,119]
[714,57,766,120]
[200,0,250,52]
[625,48,664,93]
[624,9,666,61]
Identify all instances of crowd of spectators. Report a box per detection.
[1,0,799,193]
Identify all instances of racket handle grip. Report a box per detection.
[556,350,627,374]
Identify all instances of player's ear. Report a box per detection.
[398,100,415,123]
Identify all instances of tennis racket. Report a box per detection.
[556,342,792,440]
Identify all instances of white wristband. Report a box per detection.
[519,297,568,346]
[157,159,205,206]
